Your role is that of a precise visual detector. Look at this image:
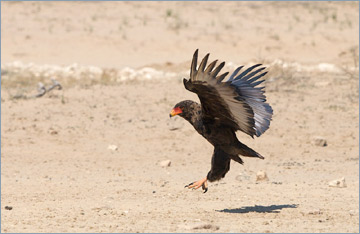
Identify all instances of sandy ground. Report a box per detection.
[1,1,359,233]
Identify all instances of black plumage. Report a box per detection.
[170,49,273,193]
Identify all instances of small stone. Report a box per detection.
[256,170,269,181]
[5,206,13,210]
[191,223,219,231]
[178,222,219,231]
[308,209,322,215]
[159,160,171,167]
[349,209,358,216]
[160,181,169,187]
[312,136,327,147]
[235,172,250,181]
[329,177,346,188]
[108,145,118,151]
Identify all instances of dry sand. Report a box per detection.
[1,1,359,233]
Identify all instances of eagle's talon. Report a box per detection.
[202,181,208,193]
[184,182,194,188]
[185,178,207,192]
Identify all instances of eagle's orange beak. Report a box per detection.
[170,107,182,118]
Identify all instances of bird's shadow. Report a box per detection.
[216,204,298,214]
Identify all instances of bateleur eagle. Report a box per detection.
[170,49,273,193]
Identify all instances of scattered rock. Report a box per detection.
[48,127,59,135]
[159,160,171,167]
[5,206,13,210]
[349,209,358,216]
[308,208,322,215]
[108,145,118,151]
[191,223,219,231]
[50,130,58,135]
[235,172,250,181]
[256,170,269,181]
[178,221,219,231]
[328,177,346,188]
[317,63,340,73]
[160,181,169,187]
[312,136,327,147]
[281,161,305,167]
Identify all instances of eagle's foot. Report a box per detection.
[184,177,208,193]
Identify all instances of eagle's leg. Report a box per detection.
[185,177,208,193]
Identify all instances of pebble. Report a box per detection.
[108,145,118,151]
[349,209,358,216]
[235,172,250,181]
[312,136,327,147]
[5,206,13,210]
[159,160,171,167]
[328,177,346,188]
[256,170,269,181]
[190,223,219,231]
[308,209,322,215]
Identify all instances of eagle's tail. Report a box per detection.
[236,141,265,159]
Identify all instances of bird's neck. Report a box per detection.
[182,108,205,134]
[183,111,202,127]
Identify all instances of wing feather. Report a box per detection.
[232,64,262,81]
[198,53,209,73]
[205,60,217,73]
[216,72,229,83]
[184,50,273,137]
[227,66,243,81]
[190,49,198,78]
[211,62,225,77]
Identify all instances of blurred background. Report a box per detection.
[1,1,359,233]
[2,1,358,68]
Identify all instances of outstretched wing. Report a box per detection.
[183,49,273,137]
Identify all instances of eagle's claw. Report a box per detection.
[202,183,208,193]
[185,177,208,193]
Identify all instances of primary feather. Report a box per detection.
[184,49,273,138]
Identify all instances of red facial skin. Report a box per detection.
[170,107,182,117]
